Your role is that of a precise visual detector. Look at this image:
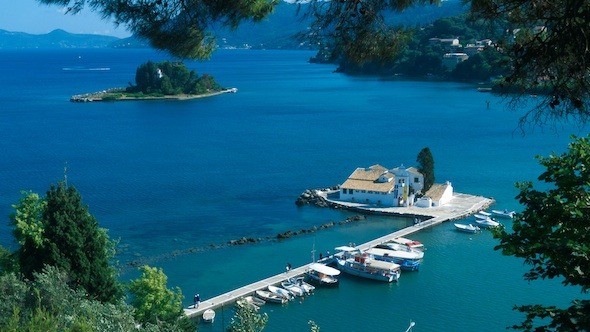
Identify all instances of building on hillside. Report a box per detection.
[442,52,469,70]
[339,164,424,207]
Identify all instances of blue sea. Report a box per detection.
[0,48,588,331]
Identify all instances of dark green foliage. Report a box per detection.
[301,0,441,66]
[416,147,435,193]
[470,0,590,122]
[0,245,18,274]
[451,48,509,81]
[37,0,279,59]
[128,60,221,95]
[330,12,510,79]
[492,135,590,330]
[19,182,122,303]
[0,267,137,332]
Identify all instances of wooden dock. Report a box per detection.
[184,192,494,319]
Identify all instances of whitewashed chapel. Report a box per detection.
[339,164,453,207]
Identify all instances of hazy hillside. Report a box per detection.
[1,1,467,50]
[0,29,119,49]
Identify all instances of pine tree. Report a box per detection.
[20,182,121,303]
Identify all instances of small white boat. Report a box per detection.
[491,209,516,219]
[294,276,315,294]
[281,279,305,297]
[306,263,340,287]
[202,309,215,323]
[245,295,265,307]
[454,223,480,233]
[391,237,424,250]
[375,242,425,259]
[474,216,501,228]
[255,289,287,304]
[267,285,293,301]
[237,296,264,311]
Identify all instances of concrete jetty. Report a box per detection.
[184,192,494,319]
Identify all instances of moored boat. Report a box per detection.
[281,279,305,297]
[474,216,501,228]
[335,246,401,283]
[202,309,215,323]
[376,242,425,259]
[255,289,287,304]
[454,223,480,233]
[268,285,293,301]
[365,247,421,271]
[491,209,516,219]
[245,295,266,307]
[306,263,340,287]
[391,237,424,250]
[294,277,315,294]
[237,296,265,311]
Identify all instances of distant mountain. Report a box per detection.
[1,1,466,50]
[0,29,120,49]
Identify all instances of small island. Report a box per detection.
[70,60,236,102]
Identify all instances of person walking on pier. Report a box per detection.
[194,293,200,308]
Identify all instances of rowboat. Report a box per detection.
[202,309,215,323]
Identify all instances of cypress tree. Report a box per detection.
[417,147,435,193]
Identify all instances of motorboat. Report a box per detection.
[255,289,287,304]
[375,242,425,259]
[454,223,480,233]
[474,211,493,220]
[365,247,421,271]
[245,295,265,307]
[294,276,315,294]
[202,309,215,323]
[267,285,293,301]
[236,296,265,311]
[491,209,516,219]
[474,216,501,228]
[306,262,340,287]
[334,246,401,283]
[281,279,305,297]
[391,237,424,250]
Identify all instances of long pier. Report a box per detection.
[184,192,494,319]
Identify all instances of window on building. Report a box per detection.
[414,177,420,183]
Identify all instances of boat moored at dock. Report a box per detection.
[306,263,340,287]
[335,246,401,283]
[202,309,215,323]
[365,247,421,271]
[392,237,424,250]
[255,290,288,304]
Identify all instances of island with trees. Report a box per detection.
[71,60,236,102]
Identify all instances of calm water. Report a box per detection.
[0,48,588,331]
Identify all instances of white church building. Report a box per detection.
[339,164,453,208]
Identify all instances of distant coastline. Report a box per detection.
[70,87,237,102]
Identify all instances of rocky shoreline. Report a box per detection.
[295,186,341,208]
[70,87,237,102]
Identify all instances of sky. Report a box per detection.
[0,0,131,37]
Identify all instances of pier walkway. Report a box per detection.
[184,192,494,319]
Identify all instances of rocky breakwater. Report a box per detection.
[295,186,340,208]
